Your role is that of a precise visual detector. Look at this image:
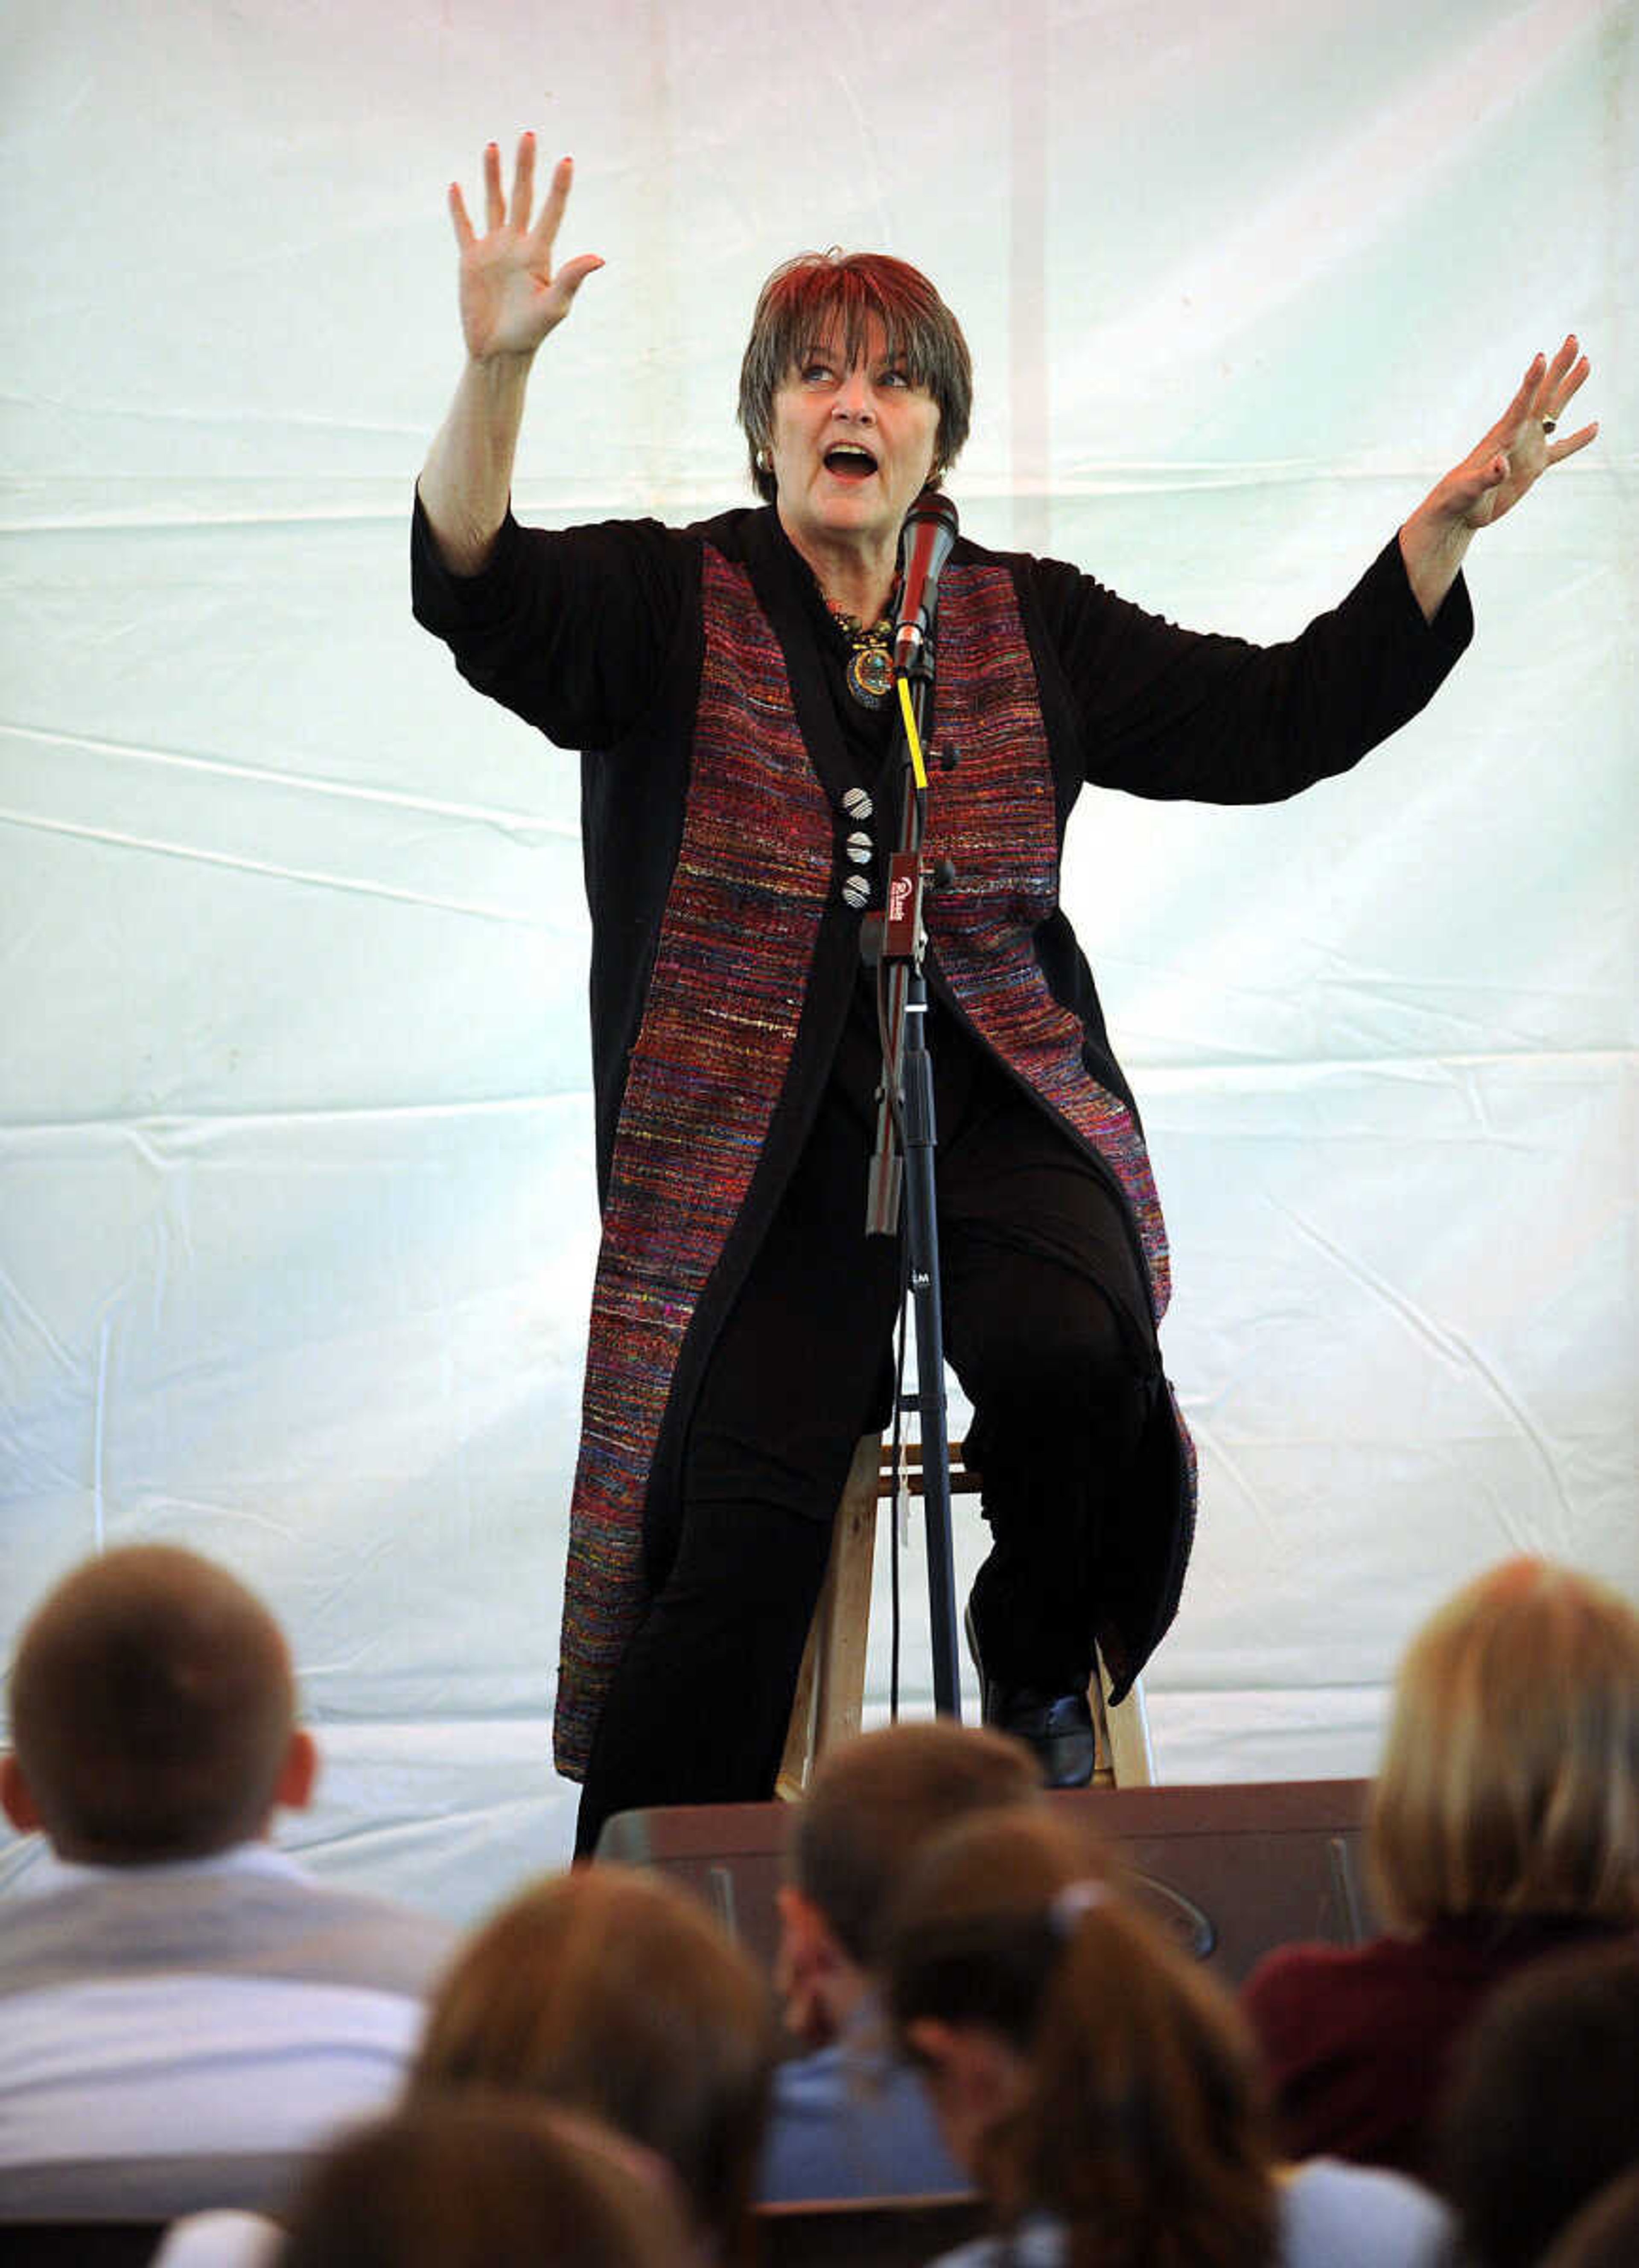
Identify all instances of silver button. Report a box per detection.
[845,831,872,865]
[842,874,871,910]
[843,787,874,821]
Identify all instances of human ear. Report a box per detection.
[274,1728,319,1813]
[904,2018,1028,2177]
[0,1753,42,1834]
[775,1884,845,2046]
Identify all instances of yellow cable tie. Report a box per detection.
[896,675,929,791]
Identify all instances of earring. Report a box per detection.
[756,445,773,471]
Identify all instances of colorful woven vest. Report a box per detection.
[554,544,1174,1779]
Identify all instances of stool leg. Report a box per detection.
[776,1435,881,1799]
[1092,1650,1157,1787]
[1088,1665,1115,1788]
[777,1436,1155,1796]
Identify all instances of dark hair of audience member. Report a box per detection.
[1436,1943,1639,2268]
[6,1545,298,1862]
[277,2094,689,2268]
[884,1808,1277,2268]
[1539,2165,1639,2268]
[1368,1556,1639,1930]
[788,1718,1041,1965]
[410,1864,775,2260]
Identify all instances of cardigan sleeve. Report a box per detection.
[410,494,694,752]
[1024,535,1473,804]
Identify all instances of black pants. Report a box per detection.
[574,1049,1161,1855]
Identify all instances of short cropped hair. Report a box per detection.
[737,250,973,503]
[410,1866,775,2257]
[1369,1557,1639,1929]
[788,1720,1040,1970]
[8,1545,296,1862]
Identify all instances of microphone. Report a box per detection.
[892,488,959,677]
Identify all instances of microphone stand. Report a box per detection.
[863,652,962,1721]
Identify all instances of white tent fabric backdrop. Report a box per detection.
[2,0,1634,1920]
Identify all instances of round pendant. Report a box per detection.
[847,645,895,706]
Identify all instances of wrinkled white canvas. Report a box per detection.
[2,0,1633,1916]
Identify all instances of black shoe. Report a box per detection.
[964,1605,1098,1789]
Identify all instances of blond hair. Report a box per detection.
[1369,1557,1639,1928]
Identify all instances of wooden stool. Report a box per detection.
[777,1434,1155,1799]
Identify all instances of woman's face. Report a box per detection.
[766,317,940,573]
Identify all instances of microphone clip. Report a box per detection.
[860,849,958,971]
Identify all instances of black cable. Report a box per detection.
[888,1235,911,1724]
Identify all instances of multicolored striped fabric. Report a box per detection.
[924,563,1173,1322]
[554,547,836,1779]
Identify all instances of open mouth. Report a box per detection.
[823,445,878,482]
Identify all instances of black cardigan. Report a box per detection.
[413,496,1471,1775]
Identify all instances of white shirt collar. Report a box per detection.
[20,1841,309,1896]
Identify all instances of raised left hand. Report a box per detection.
[1398,335,1599,620]
[1439,335,1599,533]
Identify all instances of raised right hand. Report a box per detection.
[447,136,603,363]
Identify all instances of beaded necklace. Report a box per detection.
[820,589,898,710]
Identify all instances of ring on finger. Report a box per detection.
[1540,415,1557,435]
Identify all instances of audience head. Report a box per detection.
[777,1719,1039,2041]
[884,1807,1276,2268]
[1438,1943,1639,2268]
[410,1863,774,2257]
[277,2095,689,2268]
[1540,2166,1639,2268]
[1368,1556,1639,1930]
[2,1545,314,1865]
